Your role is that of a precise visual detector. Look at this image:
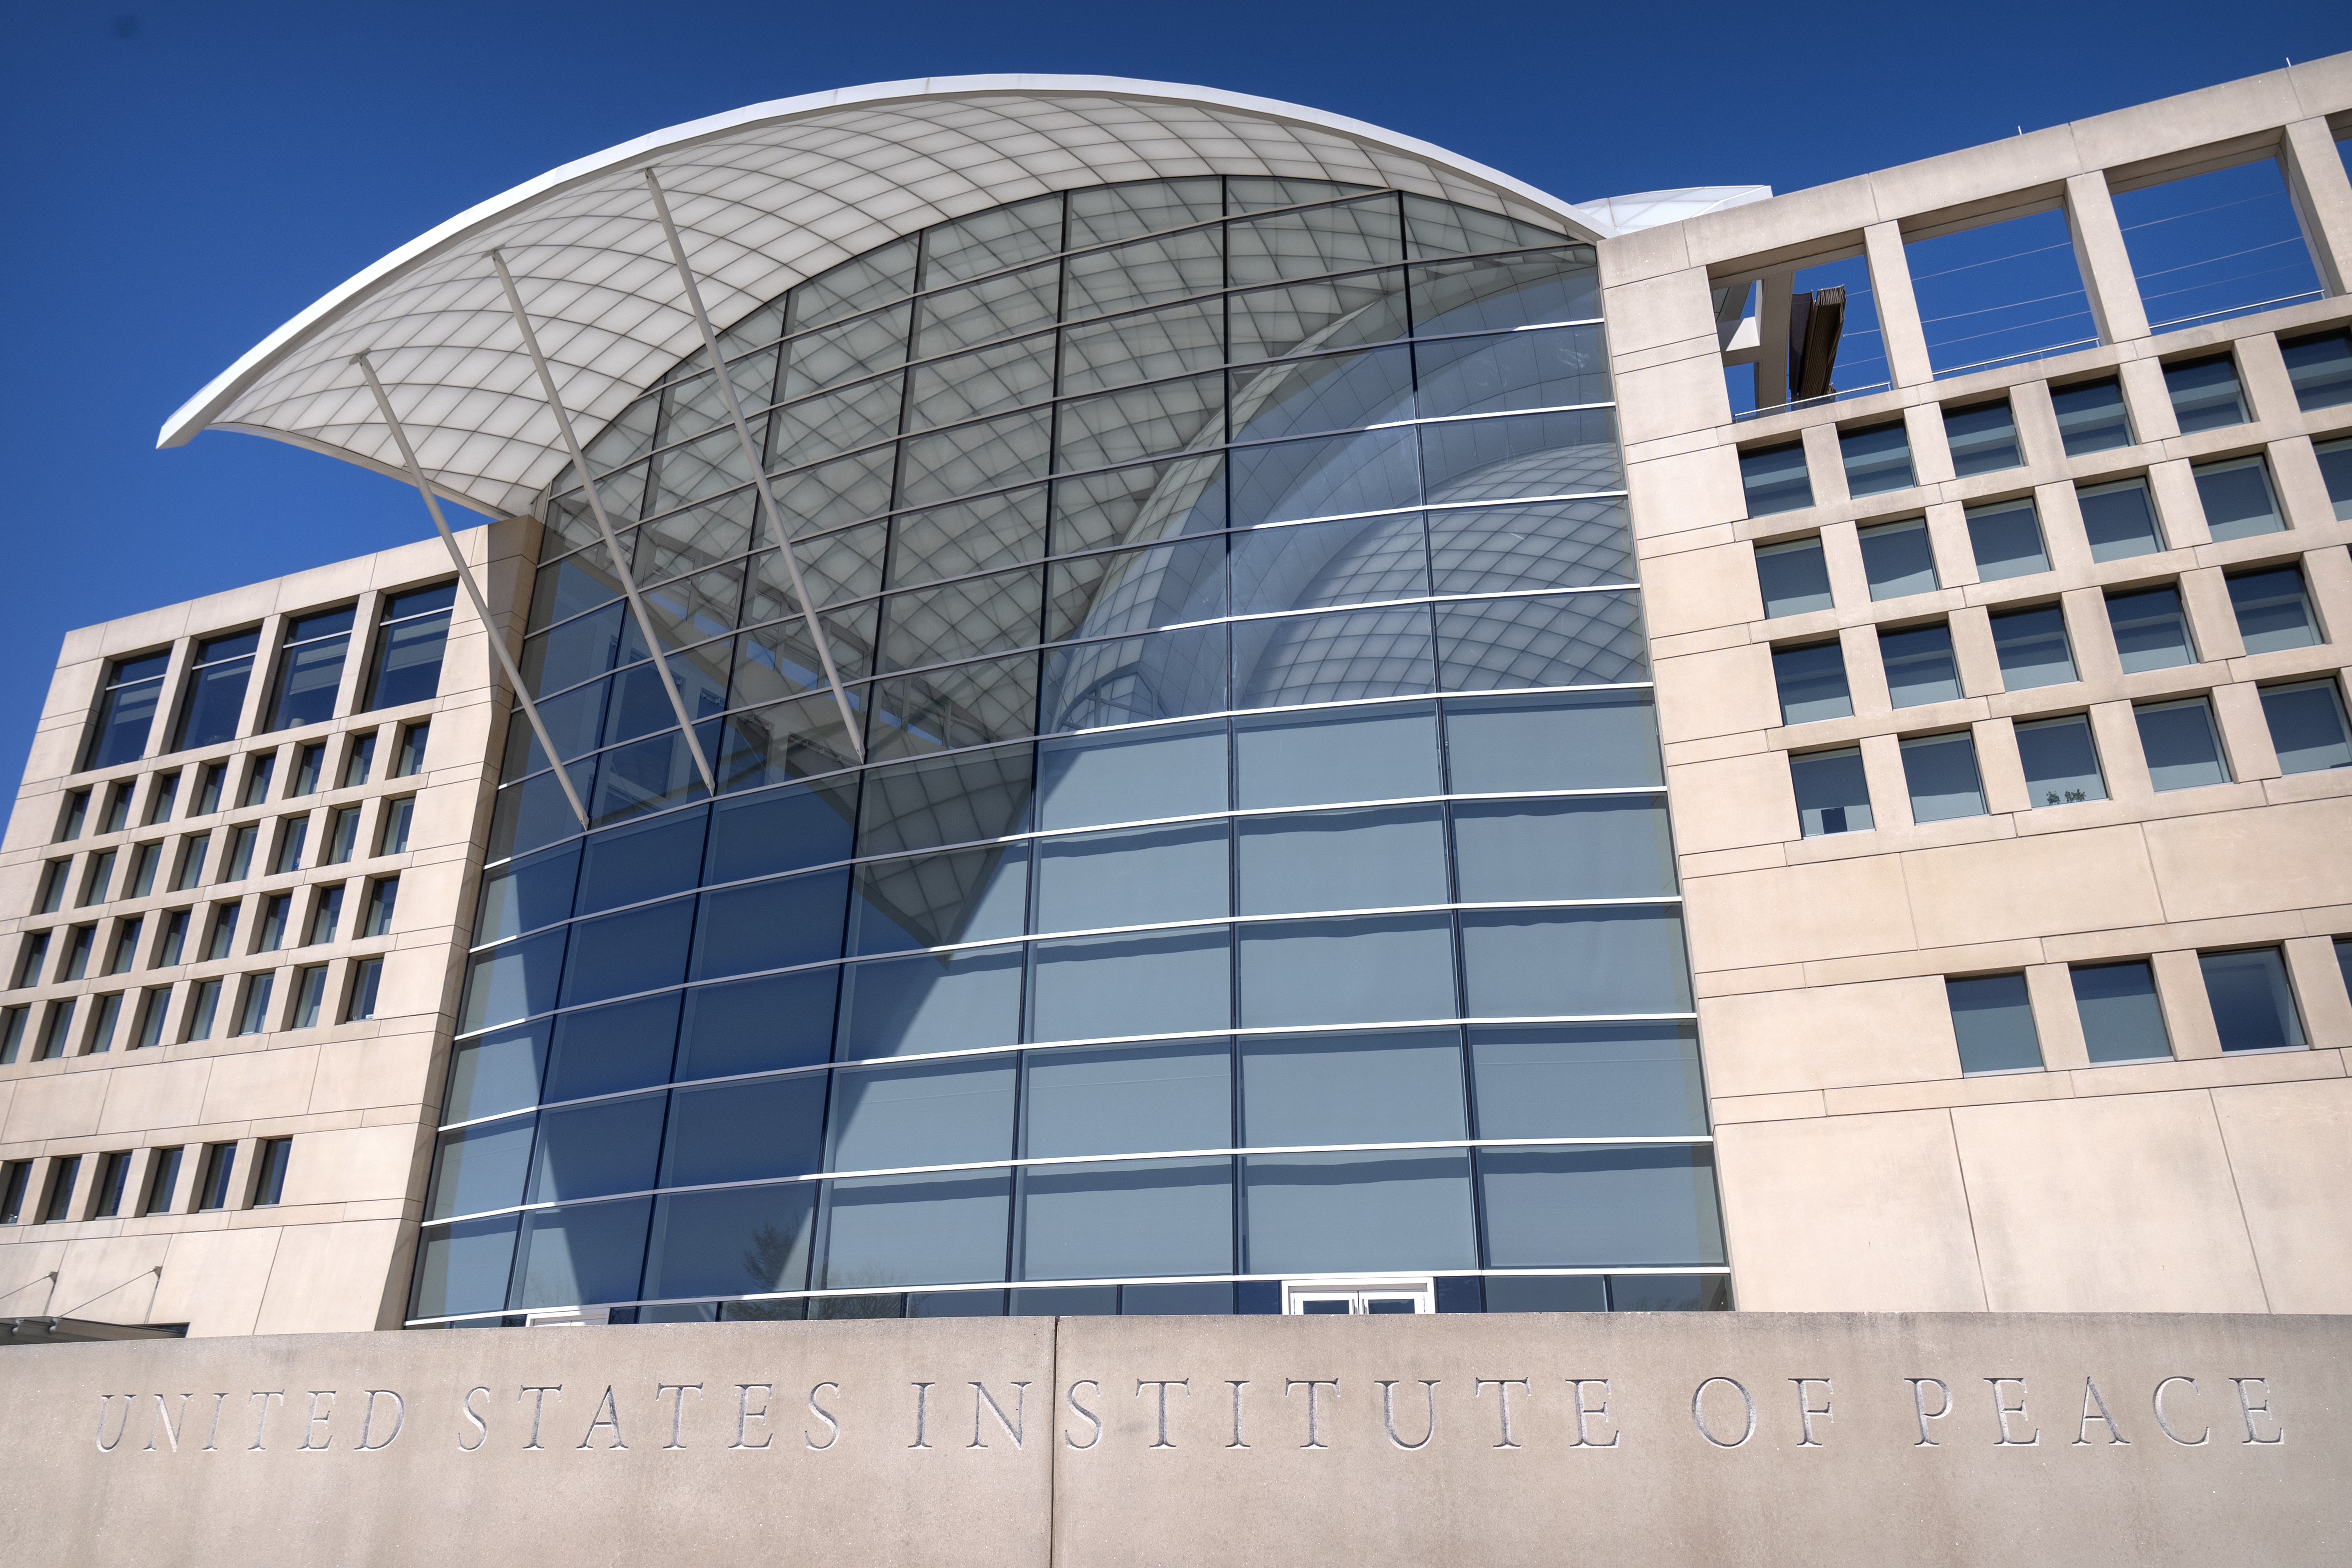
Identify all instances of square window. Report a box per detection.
[1739,442,1812,516]
[2196,948,2304,1052]
[2075,477,2164,560]
[1989,605,2077,689]
[1900,733,1986,822]
[2259,680,2352,774]
[2070,961,2171,1064]
[1963,497,2048,580]
[1946,973,2041,1074]
[1755,537,1833,618]
[2015,714,2107,806]
[1790,747,1871,836]
[1857,519,1939,600]
[1840,422,1914,496]
[1943,400,2022,475]
[1771,643,1852,724]
[1878,623,1962,708]
[2192,455,2283,542]
[2227,566,2318,653]
[2134,697,2231,791]
[2164,355,2247,432]
[2051,378,2132,455]
[2279,329,2352,411]
[2106,586,2195,672]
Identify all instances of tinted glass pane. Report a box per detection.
[1469,1023,1705,1137]
[848,845,1026,955]
[370,608,452,709]
[1230,512,1425,616]
[2051,378,2131,455]
[1035,722,1225,829]
[2136,700,2229,791]
[427,1118,534,1220]
[1773,643,1851,723]
[2165,356,2245,432]
[1756,539,1832,617]
[835,945,1022,1059]
[644,1184,816,1299]
[1944,402,2021,476]
[1858,521,1938,599]
[1900,734,1986,822]
[1241,1029,1465,1144]
[529,1093,666,1203]
[1840,423,1913,496]
[1242,1151,1476,1272]
[1236,805,1446,914]
[1458,907,1691,1017]
[575,808,707,915]
[820,1169,1010,1288]
[1478,1146,1723,1265]
[177,656,252,749]
[2107,588,2194,672]
[1412,325,1610,418]
[561,897,696,1007]
[2015,715,2107,806]
[662,1074,826,1187]
[1029,928,1232,1042]
[1740,443,1811,515]
[1237,914,1455,1028]
[1421,408,1619,503]
[1035,821,1227,931]
[1229,428,1417,529]
[511,1199,652,1308]
[2198,949,2305,1052]
[2281,329,2352,410]
[2071,962,2170,1064]
[1435,592,1646,691]
[2076,479,2162,561]
[1024,1040,1232,1158]
[706,778,857,881]
[543,992,680,1103]
[444,1022,548,1124]
[1018,1158,1232,1279]
[2259,681,2352,774]
[1965,499,2048,581]
[271,629,349,731]
[691,871,848,979]
[1231,346,1411,441]
[1040,625,1228,734]
[1880,625,1961,708]
[1946,974,2040,1073]
[1990,606,2077,690]
[1443,691,1660,791]
[1792,748,1872,835]
[411,1216,518,1320]
[1482,1275,1606,1312]
[1233,604,1433,707]
[1233,704,1439,808]
[461,929,567,1032]
[829,1057,1015,1172]
[2227,568,2316,653]
[856,745,1032,857]
[1450,797,1675,901]
[675,968,838,1081]
[1408,249,1595,335]
[476,843,581,942]
[2193,457,2282,541]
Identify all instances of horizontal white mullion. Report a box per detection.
[1365,401,1613,430]
[1158,582,1636,632]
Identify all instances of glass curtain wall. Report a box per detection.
[413,179,1724,1326]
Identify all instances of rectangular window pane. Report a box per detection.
[1943,401,2021,475]
[2192,456,2283,541]
[2165,355,2247,432]
[1946,973,2040,1073]
[1756,537,1832,617]
[2052,378,2132,455]
[1234,703,1438,808]
[1791,747,1872,836]
[1989,605,2076,690]
[175,632,259,749]
[820,1168,1010,1289]
[834,944,1020,1059]
[2071,961,2171,1064]
[1442,690,1660,791]
[2259,680,2352,774]
[1034,821,1228,931]
[369,592,455,710]
[510,1198,653,1309]
[1458,905,1691,1018]
[1236,804,1446,915]
[1477,1146,1723,1267]
[1964,498,2048,581]
[1739,443,1811,516]
[1028,928,1231,1043]
[2280,329,2352,411]
[85,654,167,770]
[2197,948,2305,1052]
[1237,914,1455,1028]
[1840,422,1913,496]
[1772,643,1851,723]
[2076,478,2163,561]
[2135,698,2231,791]
[1900,733,1986,822]
[1468,1023,1705,1137]
[1879,624,1961,708]
[1857,519,1938,600]
[644,1184,816,1301]
[2227,567,2317,653]
[1242,1150,1476,1273]
[662,1075,826,1188]
[2107,587,2195,672]
[1036,722,1225,830]
[1018,1158,1232,1281]
[2016,714,2107,806]
[269,609,354,731]
[1241,1029,1465,1145]
[1451,796,1676,902]
[1023,1039,1232,1158]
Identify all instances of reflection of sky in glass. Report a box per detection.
[1907,208,2095,376]
[2115,158,2323,333]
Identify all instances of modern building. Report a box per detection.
[4,61,2350,1341]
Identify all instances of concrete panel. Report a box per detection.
[1652,643,1776,745]
[285,1125,427,1208]
[2140,794,2352,922]
[253,1220,407,1335]
[1900,824,2165,949]
[1665,752,1795,856]
[1642,540,1763,637]
[2209,1077,2352,1313]
[43,1233,170,1327]
[2,1070,110,1143]
[199,1047,319,1125]
[149,1227,283,1338]
[1682,855,1918,974]
[1700,976,1958,1097]
[1952,1092,2269,1312]
[1714,1111,1984,1310]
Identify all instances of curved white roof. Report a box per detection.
[161,75,1606,519]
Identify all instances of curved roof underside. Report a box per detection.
[162,75,1611,520]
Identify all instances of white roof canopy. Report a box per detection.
[161,75,1611,519]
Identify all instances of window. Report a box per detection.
[184,978,223,1041]
[175,630,260,750]
[379,796,415,855]
[341,732,376,788]
[61,924,93,981]
[2280,328,2352,411]
[2135,697,2231,790]
[325,806,361,864]
[2260,680,2352,773]
[84,651,169,769]
[346,957,384,1022]
[195,762,226,814]
[204,902,241,962]
[145,770,179,825]
[130,988,170,1049]
[306,884,347,945]
[1943,400,2021,475]
[367,583,457,709]
[93,1152,132,1218]
[2016,714,2107,805]
[40,1156,81,1222]
[1740,442,1812,515]
[197,1143,238,1210]
[0,1162,29,1224]
[1946,973,2041,1073]
[101,783,132,834]
[294,742,326,795]
[363,877,399,937]
[35,860,66,913]
[254,1138,292,1206]
[269,606,356,731]
[77,851,114,907]
[1857,519,1939,599]
[2051,377,2132,455]
[240,753,277,807]
[1772,643,1851,723]
[2106,586,2196,672]
[2192,455,2283,541]
[2317,436,2352,522]
[1755,537,1832,617]
[257,893,291,952]
[85,992,122,1053]
[2071,961,2171,1063]
[57,790,88,841]
[36,1001,76,1062]
[14,931,50,987]
[157,910,189,967]
[107,917,143,974]
[1791,747,1872,836]
[2228,566,2318,653]
[224,823,259,881]
[0,1008,24,1065]
[291,965,328,1028]
[1840,422,1913,496]
[2164,355,2248,432]
[142,1146,183,1215]
[172,833,208,891]
[1989,605,2076,689]
[1900,732,1986,822]
[1880,623,1961,707]
[125,843,158,898]
[2076,477,2164,561]
[232,972,275,1036]
[393,722,429,777]
[1963,497,2047,580]
[2197,948,2305,1052]
[271,815,309,875]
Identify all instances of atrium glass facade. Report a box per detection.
[412,178,1724,1324]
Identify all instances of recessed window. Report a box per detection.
[325,806,361,864]
[2197,948,2304,1053]
[84,651,170,770]
[1789,748,1869,839]
[367,584,458,711]
[36,1000,77,1062]
[1900,732,1986,822]
[77,851,114,907]
[1840,422,1914,496]
[306,884,347,946]
[34,859,66,915]
[57,790,88,841]
[107,917,143,974]
[2280,328,2352,411]
[130,987,171,1050]
[93,1152,133,1218]
[84,992,123,1054]
[394,722,430,778]
[194,762,226,815]
[0,1161,28,1224]
[257,893,291,953]
[156,910,189,967]
[1771,642,1851,724]
[224,823,259,881]
[1755,537,1833,617]
[269,606,356,731]
[1943,400,2021,475]
[1946,973,2041,1074]
[13,931,50,988]
[364,877,400,937]
[291,965,329,1029]
[2315,436,2352,522]
[100,783,132,834]
[142,1146,184,1215]
[183,978,223,1042]
[2075,476,2163,561]
[125,843,158,899]
[2227,565,2318,653]
[341,732,377,788]
[197,1143,238,1210]
[2164,355,2247,433]
[61,924,93,981]
[271,815,309,875]
[347,957,384,1022]
[294,742,326,796]
[2259,680,2352,774]
[232,972,274,1037]
[2192,455,2283,542]
[1963,497,2048,581]
[2015,714,2107,806]
[1879,623,1961,707]
[240,753,277,808]
[2051,377,2132,455]
[1740,442,1812,516]
[1855,519,1938,600]
[174,630,261,751]
[2134,697,2231,791]
[2071,961,2171,1063]
[1989,605,2076,690]
[39,1156,81,1223]
[2106,586,2196,672]
[0,1008,24,1066]
[144,771,179,825]
[254,1138,293,1207]
[172,833,208,892]
[203,902,241,962]
[380,797,416,855]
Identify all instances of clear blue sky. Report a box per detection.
[1,0,2344,786]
